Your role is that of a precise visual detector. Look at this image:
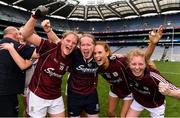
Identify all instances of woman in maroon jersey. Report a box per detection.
[39,19,100,117]
[93,26,164,117]
[126,48,178,118]
[20,15,79,117]
[94,42,133,117]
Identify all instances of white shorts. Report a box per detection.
[109,90,133,100]
[27,90,65,117]
[130,99,165,118]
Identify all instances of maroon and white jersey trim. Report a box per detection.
[150,72,179,90]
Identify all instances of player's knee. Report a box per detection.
[108,110,116,117]
[120,112,126,118]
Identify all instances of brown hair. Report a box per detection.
[80,33,96,45]
[95,41,112,56]
[62,31,79,43]
[127,48,156,69]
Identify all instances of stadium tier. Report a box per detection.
[0,1,180,61]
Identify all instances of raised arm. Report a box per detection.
[145,25,163,60]
[41,19,60,44]
[20,6,49,46]
[0,43,39,70]
[20,15,42,46]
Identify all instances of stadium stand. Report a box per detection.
[0,0,180,61]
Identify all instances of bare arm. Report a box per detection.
[145,25,163,60]
[0,43,38,70]
[169,89,180,99]
[41,19,60,44]
[159,82,180,99]
[20,15,42,46]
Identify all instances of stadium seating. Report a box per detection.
[0,4,180,61]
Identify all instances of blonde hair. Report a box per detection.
[95,41,112,56]
[127,48,156,69]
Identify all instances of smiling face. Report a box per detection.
[128,50,146,77]
[61,33,78,57]
[94,43,110,68]
[80,35,95,60]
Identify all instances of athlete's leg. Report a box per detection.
[126,100,144,118]
[108,95,119,117]
[80,111,87,117]
[87,113,98,118]
[48,96,65,118]
[49,111,65,118]
[120,100,132,117]
[120,93,133,117]
[22,95,30,117]
[126,107,141,118]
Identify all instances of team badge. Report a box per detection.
[112,72,118,77]
[88,63,92,67]
[59,62,65,70]
[135,82,139,87]
[109,55,116,60]
[143,86,149,91]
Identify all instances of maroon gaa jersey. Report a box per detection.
[98,56,131,98]
[67,49,99,95]
[127,66,178,108]
[29,40,72,99]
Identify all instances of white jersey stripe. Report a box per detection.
[150,72,168,84]
[150,72,179,90]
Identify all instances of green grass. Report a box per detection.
[18,61,180,117]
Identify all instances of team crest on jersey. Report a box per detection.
[109,55,116,60]
[59,62,65,70]
[112,72,118,77]
[143,86,149,91]
[87,63,92,67]
[135,82,139,87]
[129,83,133,87]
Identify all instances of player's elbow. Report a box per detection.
[19,65,29,70]
[20,61,32,70]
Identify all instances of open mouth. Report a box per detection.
[133,70,142,76]
[83,51,89,57]
[96,58,102,64]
